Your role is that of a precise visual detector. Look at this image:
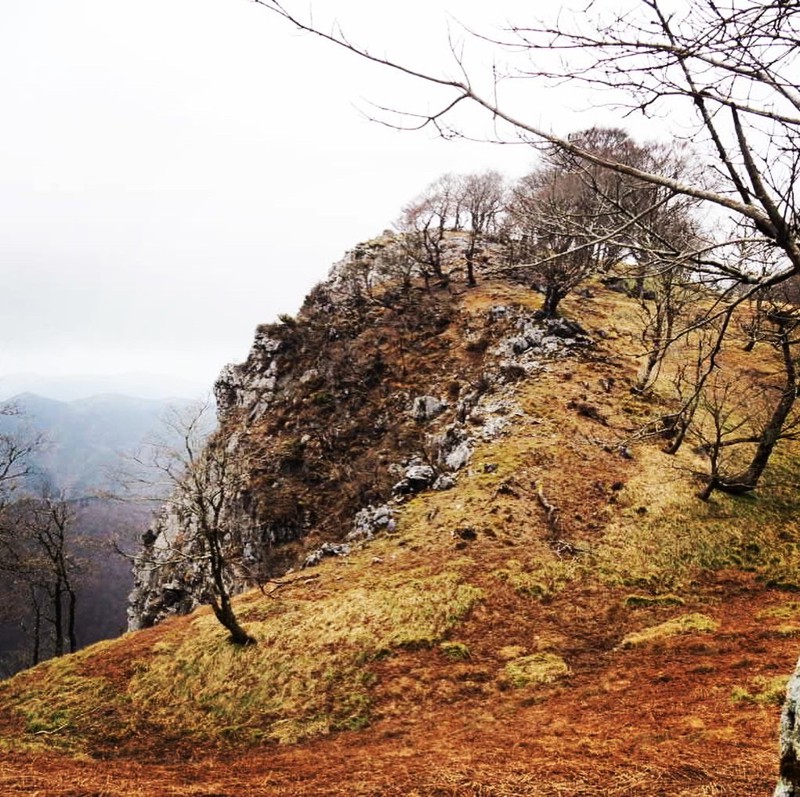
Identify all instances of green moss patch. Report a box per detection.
[731,675,789,706]
[619,613,718,649]
[623,594,685,609]
[501,653,570,688]
[439,641,471,660]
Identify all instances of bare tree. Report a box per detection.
[505,128,691,317]
[256,1,800,288]
[397,173,462,286]
[507,165,603,316]
[129,400,255,646]
[0,405,43,512]
[460,170,505,287]
[0,490,80,664]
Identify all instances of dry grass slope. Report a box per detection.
[1,279,800,794]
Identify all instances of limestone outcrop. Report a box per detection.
[128,234,596,630]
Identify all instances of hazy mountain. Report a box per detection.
[0,391,204,676]
[0,372,208,403]
[0,392,198,493]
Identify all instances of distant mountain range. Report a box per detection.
[0,392,199,494]
[0,372,209,403]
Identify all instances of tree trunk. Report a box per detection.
[465,252,476,287]
[716,387,796,493]
[465,233,478,287]
[207,529,255,646]
[67,586,77,654]
[31,587,41,667]
[211,597,256,647]
[542,286,564,317]
[53,580,63,657]
[716,322,796,495]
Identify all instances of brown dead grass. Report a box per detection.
[1,279,798,795]
[0,572,790,795]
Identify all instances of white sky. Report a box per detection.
[0,0,660,394]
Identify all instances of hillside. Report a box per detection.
[1,268,799,795]
[0,392,193,493]
[0,392,196,677]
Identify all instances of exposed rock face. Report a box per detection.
[776,657,800,796]
[128,492,260,629]
[128,235,596,631]
[214,330,283,423]
[128,507,201,629]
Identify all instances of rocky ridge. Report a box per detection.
[128,235,595,629]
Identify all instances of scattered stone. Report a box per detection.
[510,335,532,355]
[546,317,588,339]
[434,423,474,471]
[347,504,396,542]
[303,542,351,568]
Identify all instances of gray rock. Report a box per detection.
[303,542,351,569]
[393,463,436,495]
[434,423,474,471]
[348,504,396,542]
[776,657,800,796]
[545,317,589,339]
[445,440,472,471]
[509,336,532,355]
[411,395,448,421]
[214,333,282,422]
[433,474,456,491]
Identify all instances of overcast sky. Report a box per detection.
[1,0,654,397]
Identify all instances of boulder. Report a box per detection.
[347,504,397,542]
[411,395,448,422]
[433,474,456,491]
[393,464,436,495]
[435,423,473,471]
[775,657,800,796]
